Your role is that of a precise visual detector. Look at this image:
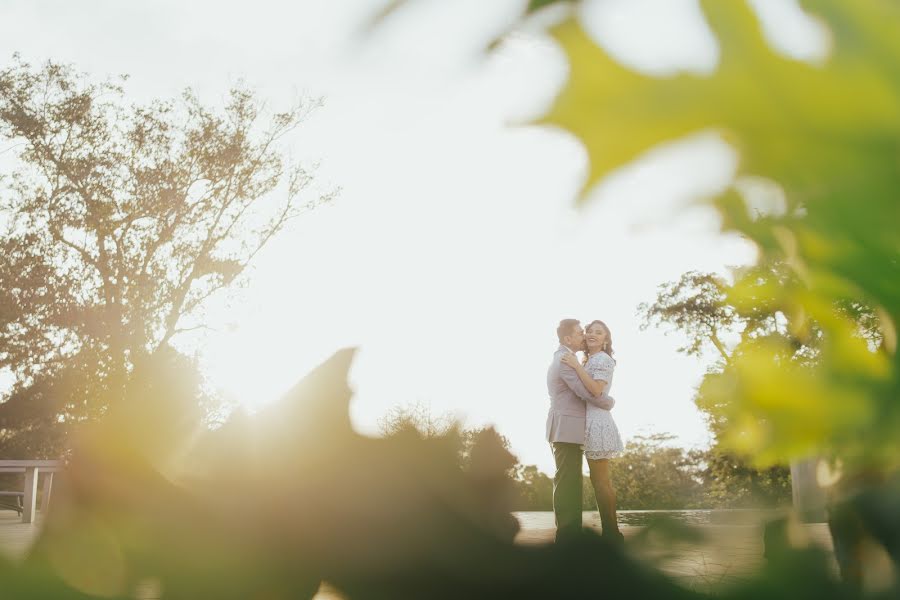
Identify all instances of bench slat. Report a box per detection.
[0,467,61,473]
[0,460,61,468]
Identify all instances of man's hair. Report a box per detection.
[557,319,580,344]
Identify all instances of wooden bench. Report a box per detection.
[0,461,61,523]
[0,491,24,515]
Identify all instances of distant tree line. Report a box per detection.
[378,404,790,512]
[515,433,790,511]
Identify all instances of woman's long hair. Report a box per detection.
[585,320,614,360]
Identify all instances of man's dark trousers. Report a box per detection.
[552,441,583,542]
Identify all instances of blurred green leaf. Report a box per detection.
[542,0,900,467]
[527,0,576,15]
[544,1,900,206]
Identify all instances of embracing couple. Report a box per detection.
[546,318,624,544]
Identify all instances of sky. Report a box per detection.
[0,0,826,474]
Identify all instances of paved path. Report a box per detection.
[515,520,834,592]
[0,509,44,563]
[317,519,834,597]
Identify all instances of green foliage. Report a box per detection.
[378,401,459,440]
[545,0,899,469]
[513,464,554,511]
[8,350,703,599]
[639,271,737,362]
[701,451,791,509]
[526,0,575,15]
[378,406,783,511]
[545,0,900,586]
[545,1,900,203]
[605,434,704,510]
[0,351,835,598]
[0,57,331,455]
[599,434,789,510]
[377,401,515,472]
[638,266,797,508]
[510,435,789,512]
[641,263,886,451]
[3,0,900,595]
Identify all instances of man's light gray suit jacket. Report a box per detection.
[546,345,616,445]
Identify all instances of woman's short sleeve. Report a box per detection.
[588,353,614,383]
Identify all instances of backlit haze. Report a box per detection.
[0,0,827,473]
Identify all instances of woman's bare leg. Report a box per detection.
[587,458,621,538]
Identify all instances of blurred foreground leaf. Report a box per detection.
[4,349,714,599]
[543,0,899,468]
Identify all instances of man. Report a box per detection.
[546,319,616,542]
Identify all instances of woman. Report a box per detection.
[560,319,624,543]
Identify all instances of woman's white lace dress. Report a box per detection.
[583,351,624,460]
